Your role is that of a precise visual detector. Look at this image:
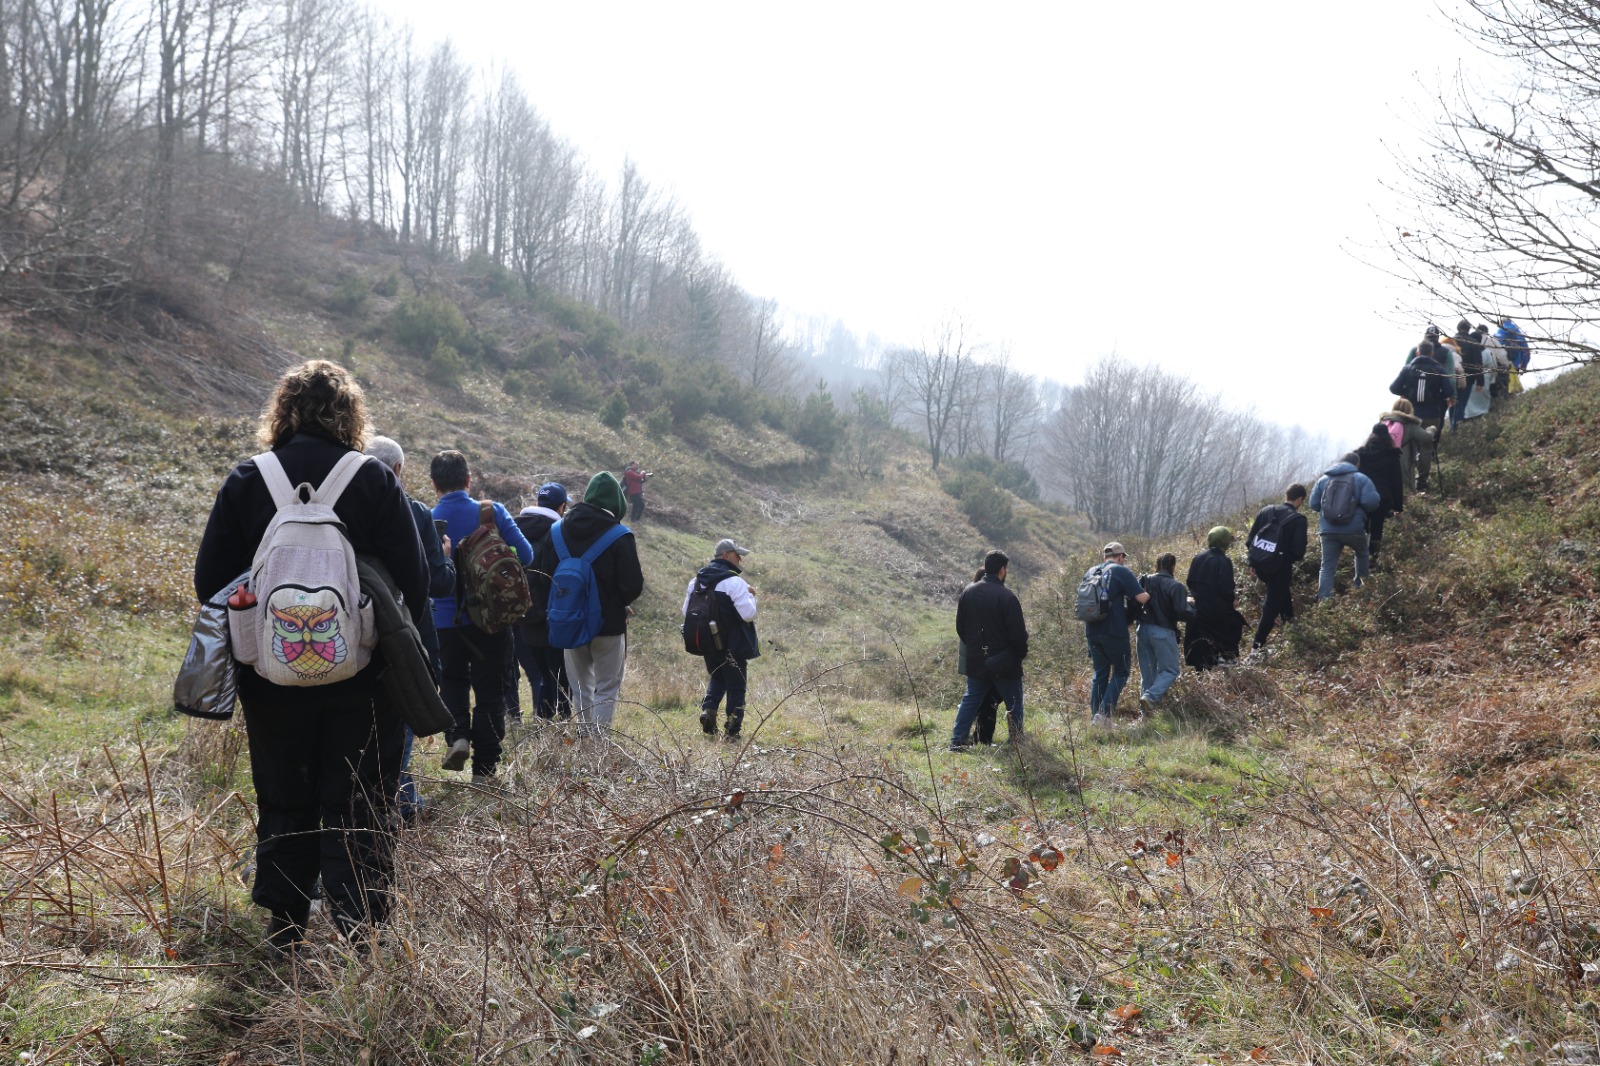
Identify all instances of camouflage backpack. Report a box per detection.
[455,502,532,633]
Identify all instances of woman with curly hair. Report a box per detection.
[194,360,428,952]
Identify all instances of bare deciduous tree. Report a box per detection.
[1398,0,1600,364]
[883,318,977,470]
[1041,363,1326,536]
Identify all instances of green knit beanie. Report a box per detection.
[584,470,627,521]
[1207,526,1234,551]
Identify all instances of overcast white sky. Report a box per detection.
[390,0,1478,447]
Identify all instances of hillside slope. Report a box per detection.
[4,243,1600,1064]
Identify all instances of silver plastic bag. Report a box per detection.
[173,571,249,721]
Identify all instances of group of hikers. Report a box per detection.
[190,316,1532,951]
[191,360,755,953]
[945,318,1533,747]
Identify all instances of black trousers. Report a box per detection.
[1253,568,1296,648]
[511,624,571,720]
[700,654,749,734]
[243,687,403,934]
[627,493,645,522]
[439,624,510,776]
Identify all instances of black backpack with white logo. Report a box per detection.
[1247,504,1294,576]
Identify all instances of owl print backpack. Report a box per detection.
[227,450,376,687]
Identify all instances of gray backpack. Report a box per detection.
[1074,563,1114,622]
[1321,473,1360,526]
[228,450,376,686]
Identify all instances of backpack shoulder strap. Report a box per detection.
[550,522,571,562]
[579,523,630,564]
[310,450,370,507]
[477,500,495,529]
[251,451,299,510]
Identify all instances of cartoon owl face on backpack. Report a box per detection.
[270,603,348,678]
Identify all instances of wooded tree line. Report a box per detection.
[0,0,1324,536]
[0,0,792,378]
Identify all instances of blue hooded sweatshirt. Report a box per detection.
[1308,462,1380,535]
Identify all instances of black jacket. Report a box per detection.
[954,574,1029,680]
[194,432,428,704]
[515,510,559,642]
[530,502,644,638]
[1185,548,1236,620]
[1138,571,1194,631]
[1355,439,1406,515]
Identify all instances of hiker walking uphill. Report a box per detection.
[1078,542,1148,727]
[1391,339,1453,492]
[682,538,759,740]
[1380,399,1434,494]
[949,550,1030,750]
[194,360,429,953]
[431,450,535,782]
[1309,452,1380,601]
[1355,423,1405,564]
[1136,552,1194,715]
[1185,527,1247,670]
[532,471,644,736]
[512,482,572,723]
[1246,484,1309,651]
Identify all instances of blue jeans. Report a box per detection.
[949,676,1023,747]
[1087,631,1132,715]
[1136,624,1181,704]
[1318,531,1370,600]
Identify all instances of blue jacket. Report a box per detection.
[1308,463,1380,535]
[431,491,534,630]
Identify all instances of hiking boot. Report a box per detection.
[1090,714,1111,729]
[441,737,470,772]
[947,743,971,754]
[698,712,716,736]
[265,909,308,955]
[723,730,741,742]
[1139,696,1154,716]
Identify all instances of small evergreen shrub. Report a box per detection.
[425,345,467,389]
[600,391,628,430]
[326,274,369,317]
[389,295,472,359]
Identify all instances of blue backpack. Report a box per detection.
[545,521,631,649]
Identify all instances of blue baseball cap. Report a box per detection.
[536,482,568,508]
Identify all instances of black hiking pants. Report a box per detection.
[1253,568,1295,648]
[439,624,510,776]
[243,686,403,937]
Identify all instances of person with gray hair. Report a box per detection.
[366,435,455,819]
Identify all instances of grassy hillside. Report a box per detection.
[4,236,1600,1064]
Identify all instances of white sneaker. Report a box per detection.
[1090,714,1111,729]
